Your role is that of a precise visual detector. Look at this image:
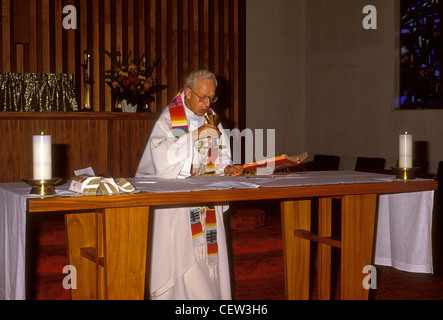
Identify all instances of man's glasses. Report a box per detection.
[189,87,218,104]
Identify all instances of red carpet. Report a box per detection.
[229,205,285,300]
[31,204,284,300]
[32,215,70,300]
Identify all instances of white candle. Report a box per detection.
[399,132,413,168]
[33,133,52,180]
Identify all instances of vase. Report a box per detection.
[121,99,138,113]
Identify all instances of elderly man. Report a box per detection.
[136,70,243,300]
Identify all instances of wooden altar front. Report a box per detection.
[26,177,438,300]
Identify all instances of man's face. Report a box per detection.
[185,78,216,116]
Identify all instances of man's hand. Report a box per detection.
[224,164,244,177]
[192,124,221,141]
[198,123,220,139]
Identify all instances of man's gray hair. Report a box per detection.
[185,70,218,89]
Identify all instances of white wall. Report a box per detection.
[246,0,443,174]
[246,0,306,159]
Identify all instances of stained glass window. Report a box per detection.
[400,0,441,109]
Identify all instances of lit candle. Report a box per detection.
[33,133,52,180]
[87,54,91,80]
[399,132,413,168]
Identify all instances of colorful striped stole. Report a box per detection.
[205,207,218,264]
[190,208,204,238]
[168,93,219,275]
[168,92,188,138]
[189,207,219,276]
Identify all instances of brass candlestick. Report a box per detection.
[391,167,418,180]
[23,177,63,196]
[83,81,93,111]
[82,51,94,111]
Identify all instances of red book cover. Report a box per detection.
[243,152,309,172]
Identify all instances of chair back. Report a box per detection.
[432,162,443,275]
[310,154,340,171]
[354,157,386,173]
[436,161,443,182]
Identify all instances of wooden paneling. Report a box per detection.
[12,0,30,44]
[0,0,245,129]
[65,212,101,300]
[281,200,311,300]
[109,118,153,178]
[0,112,157,182]
[341,194,377,299]
[65,207,149,300]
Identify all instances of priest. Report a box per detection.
[136,70,243,300]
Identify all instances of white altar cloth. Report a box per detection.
[375,191,434,273]
[0,171,435,299]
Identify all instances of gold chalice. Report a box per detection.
[203,114,223,164]
[204,114,221,126]
[204,114,222,140]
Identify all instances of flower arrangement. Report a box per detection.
[104,50,167,109]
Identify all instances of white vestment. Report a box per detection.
[136,93,233,300]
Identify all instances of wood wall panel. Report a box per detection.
[111,118,154,178]
[0,112,157,182]
[0,0,245,129]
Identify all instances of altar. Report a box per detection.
[0,171,437,300]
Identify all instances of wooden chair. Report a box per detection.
[354,157,386,173]
[433,161,443,275]
[306,154,340,171]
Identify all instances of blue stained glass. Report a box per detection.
[400,0,441,109]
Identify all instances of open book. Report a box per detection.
[243,152,309,173]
